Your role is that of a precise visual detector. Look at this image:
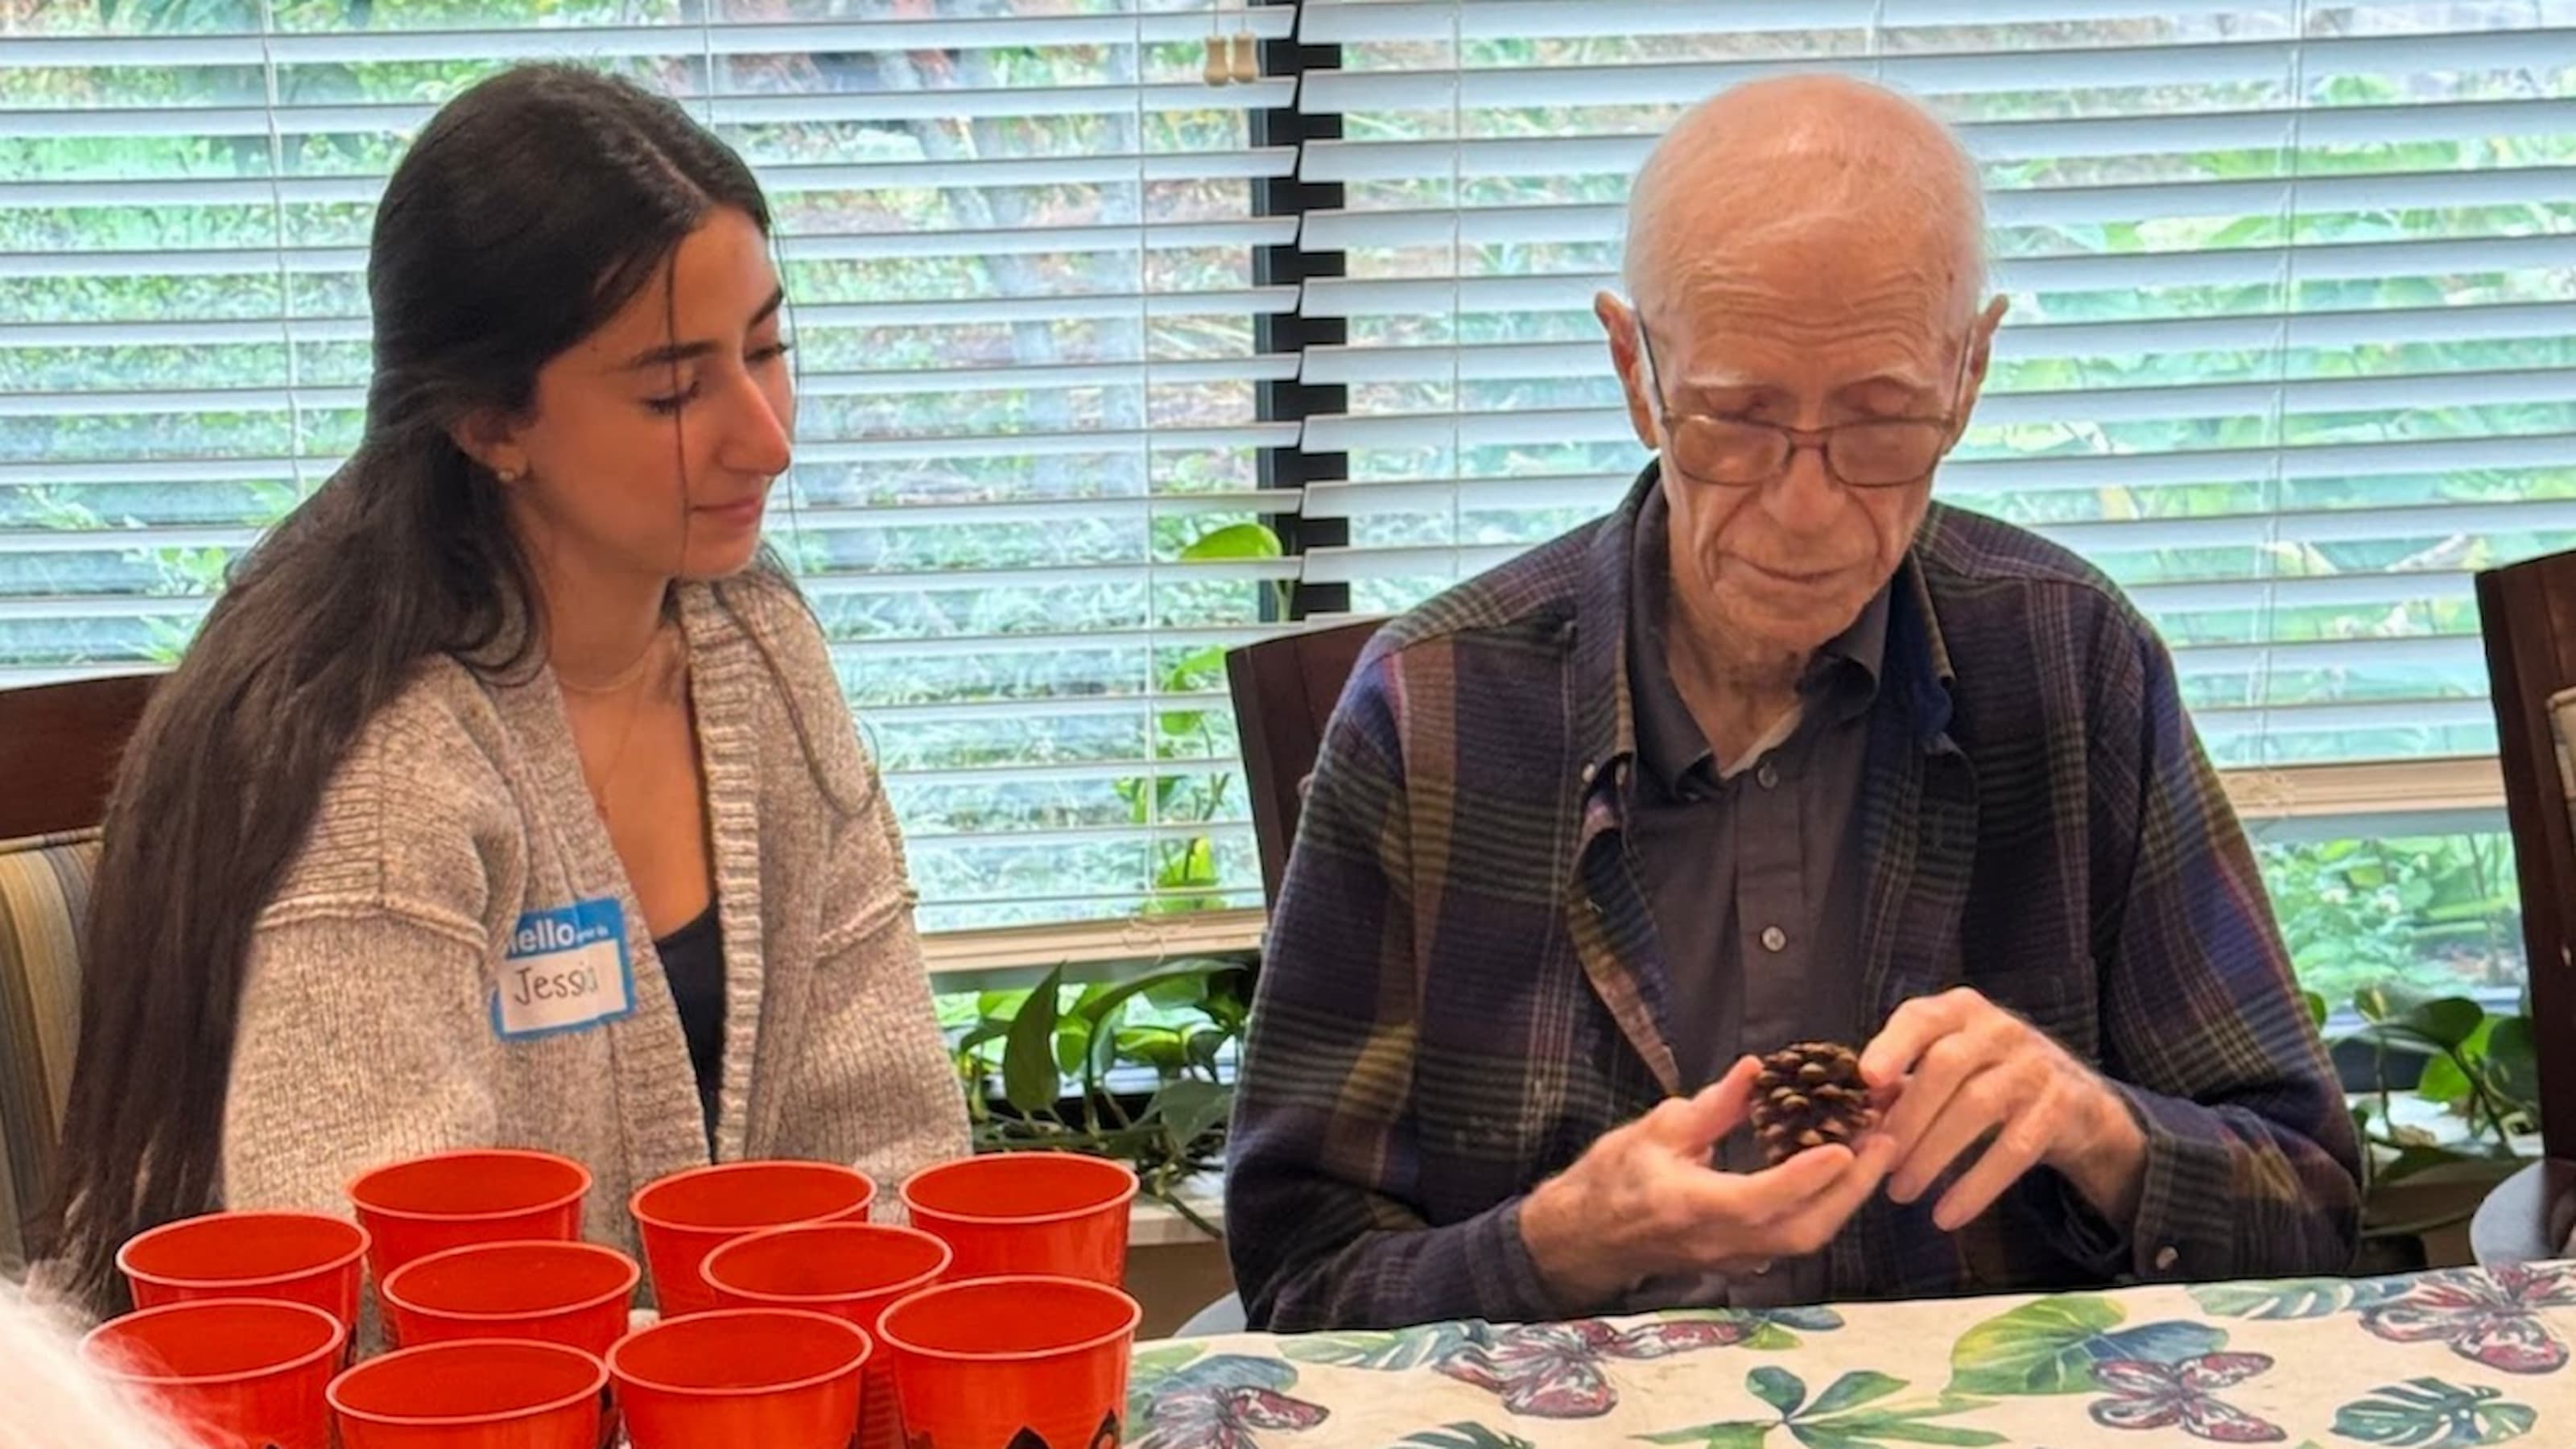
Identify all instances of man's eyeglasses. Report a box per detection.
[1634,320,1968,489]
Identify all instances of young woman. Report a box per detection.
[38,64,967,1308]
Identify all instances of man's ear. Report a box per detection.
[448,407,526,482]
[1596,290,1659,452]
[1950,293,2011,444]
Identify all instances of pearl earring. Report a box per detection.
[495,464,523,485]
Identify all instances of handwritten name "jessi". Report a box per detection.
[510,960,603,1007]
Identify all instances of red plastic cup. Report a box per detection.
[609,1308,871,1449]
[116,1210,370,1331]
[328,1338,607,1449]
[347,1150,592,1283]
[628,1159,876,1317]
[379,1240,640,1360]
[82,1298,347,1449]
[702,1224,951,1449]
[877,1277,1141,1449]
[899,1153,1137,1285]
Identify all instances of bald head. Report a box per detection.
[1622,75,1987,324]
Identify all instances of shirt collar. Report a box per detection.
[1624,480,1891,795]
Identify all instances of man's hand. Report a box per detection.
[1518,1055,1897,1311]
[1860,987,2149,1233]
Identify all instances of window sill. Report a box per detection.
[1131,1166,1226,1248]
[923,908,1265,991]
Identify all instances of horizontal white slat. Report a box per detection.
[1296,233,2576,318]
[1939,431,2576,493]
[1298,0,2274,43]
[1,147,1296,208]
[6,8,1295,68]
[1299,303,2576,386]
[2,353,1303,412]
[1298,166,2576,255]
[1298,97,2576,182]
[1300,30,2575,113]
[0,79,1297,138]
[1294,431,2576,504]
[0,549,1299,618]
[0,489,1304,555]
[0,288,1302,349]
[0,423,1302,488]
[899,819,1257,849]
[1295,363,2576,452]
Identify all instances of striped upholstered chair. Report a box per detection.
[0,674,156,1276]
[0,834,96,1275]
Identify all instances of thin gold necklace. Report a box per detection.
[563,625,674,824]
[557,625,671,696]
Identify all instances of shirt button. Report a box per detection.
[2153,1245,2179,1272]
[1756,761,1779,790]
[1760,925,1788,952]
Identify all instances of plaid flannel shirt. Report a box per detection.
[1227,469,2362,1331]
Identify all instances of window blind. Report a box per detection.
[1291,0,2576,769]
[0,0,1302,931]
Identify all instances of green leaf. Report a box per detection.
[2354,985,2409,1024]
[1814,1426,2005,1447]
[1745,1322,1802,1352]
[1186,1027,1229,1075]
[1749,1366,1808,1415]
[1637,1426,1772,1449]
[1076,960,1231,1027]
[2416,1050,2474,1107]
[1948,1298,2225,1397]
[1143,970,1214,1010]
[1946,1296,2122,1395]
[1179,521,1283,561]
[2191,1278,2372,1319]
[1052,1016,1093,1078]
[1125,1341,1204,1392]
[1148,1078,1232,1151]
[2402,997,2486,1051]
[1280,1323,1468,1372]
[2332,1378,2535,1447]
[1399,1426,1539,1449]
[1806,1373,1906,1418]
[1001,965,1065,1114]
[2483,1015,2541,1111]
[2305,990,2330,1028]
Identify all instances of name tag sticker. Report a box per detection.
[494,898,635,1040]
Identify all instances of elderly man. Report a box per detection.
[1225,76,2361,1331]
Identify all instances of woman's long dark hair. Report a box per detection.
[36,64,775,1307]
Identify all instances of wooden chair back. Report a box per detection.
[0,674,159,840]
[2469,552,2576,1261]
[1224,619,1382,907]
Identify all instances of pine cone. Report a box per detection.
[1750,1042,1876,1165]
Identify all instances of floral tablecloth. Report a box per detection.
[1129,1263,2576,1447]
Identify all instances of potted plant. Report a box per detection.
[2310,985,2542,1270]
[948,960,1248,1237]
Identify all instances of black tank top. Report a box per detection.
[653,903,724,1141]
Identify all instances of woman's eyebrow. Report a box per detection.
[614,286,787,373]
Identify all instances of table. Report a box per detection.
[1129,1262,2576,1447]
